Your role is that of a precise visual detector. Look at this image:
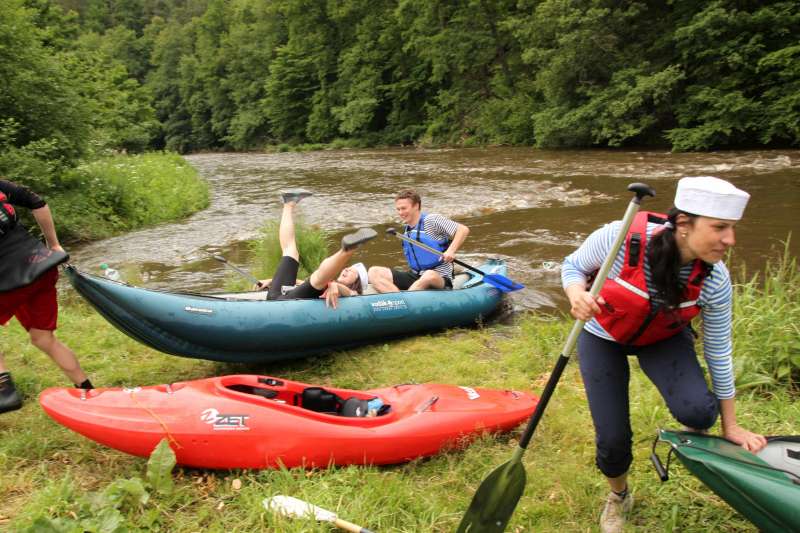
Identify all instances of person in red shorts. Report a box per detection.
[1,179,93,415]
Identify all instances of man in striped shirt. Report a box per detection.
[368,189,469,292]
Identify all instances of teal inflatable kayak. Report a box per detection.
[652,429,800,532]
[64,261,506,364]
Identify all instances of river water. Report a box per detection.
[70,147,800,312]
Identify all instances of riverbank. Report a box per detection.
[43,152,209,244]
[2,256,797,531]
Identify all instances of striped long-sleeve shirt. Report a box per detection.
[561,220,736,399]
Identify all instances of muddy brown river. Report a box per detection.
[70,147,800,312]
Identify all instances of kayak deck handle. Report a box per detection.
[650,435,673,482]
[416,396,439,413]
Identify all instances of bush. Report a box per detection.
[49,152,209,242]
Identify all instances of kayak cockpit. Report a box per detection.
[210,271,477,301]
[215,375,395,422]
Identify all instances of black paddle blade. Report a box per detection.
[484,274,524,293]
[457,458,527,533]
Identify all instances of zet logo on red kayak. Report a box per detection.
[200,408,250,431]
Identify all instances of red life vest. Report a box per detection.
[596,211,712,346]
[0,191,17,236]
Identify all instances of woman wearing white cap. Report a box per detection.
[561,176,767,533]
[255,190,374,309]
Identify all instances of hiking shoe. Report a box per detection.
[600,491,633,533]
[281,189,313,204]
[341,228,377,251]
[0,372,22,414]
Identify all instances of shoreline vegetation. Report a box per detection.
[1,248,797,532]
[18,152,210,245]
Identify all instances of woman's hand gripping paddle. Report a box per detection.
[210,254,263,288]
[456,183,656,533]
[264,495,375,533]
[385,228,524,292]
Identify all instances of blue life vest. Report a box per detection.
[402,213,450,272]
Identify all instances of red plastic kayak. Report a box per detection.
[39,375,538,469]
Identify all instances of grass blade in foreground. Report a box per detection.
[457,183,655,532]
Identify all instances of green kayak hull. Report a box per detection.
[656,429,800,532]
[64,262,506,364]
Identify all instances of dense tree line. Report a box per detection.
[2,0,799,170]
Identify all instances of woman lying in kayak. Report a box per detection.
[256,190,375,308]
[562,177,767,533]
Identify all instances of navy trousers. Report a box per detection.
[577,328,719,478]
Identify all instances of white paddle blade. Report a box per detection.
[264,495,337,522]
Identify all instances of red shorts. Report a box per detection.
[0,267,59,331]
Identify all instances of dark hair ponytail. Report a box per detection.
[647,207,696,309]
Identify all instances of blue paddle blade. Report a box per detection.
[484,274,524,293]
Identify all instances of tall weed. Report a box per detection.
[733,239,800,393]
[248,219,330,284]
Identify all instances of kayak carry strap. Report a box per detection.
[650,435,675,481]
[652,433,800,485]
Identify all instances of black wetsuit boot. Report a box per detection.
[0,371,23,414]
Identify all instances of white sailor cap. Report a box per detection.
[351,262,368,290]
[674,176,750,220]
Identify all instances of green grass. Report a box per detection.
[47,152,210,243]
[1,256,798,531]
[733,238,800,392]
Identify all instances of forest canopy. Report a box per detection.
[2,0,799,164]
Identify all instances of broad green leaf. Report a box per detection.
[146,439,177,495]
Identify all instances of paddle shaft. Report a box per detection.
[334,517,374,533]
[455,183,655,533]
[389,230,490,276]
[517,183,654,451]
[211,254,263,287]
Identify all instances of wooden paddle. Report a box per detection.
[385,228,524,292]
[456,183,655,532]
[210,254,263,288]
[264,495,375,533]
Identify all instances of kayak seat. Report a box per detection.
[299,387,380,417]
[226,384,279,399]
[300,387,341,414]
[452,272,470,290]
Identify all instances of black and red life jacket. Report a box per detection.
[0,192,68,292]
[596,211,712,346]
[0,191,17,236]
